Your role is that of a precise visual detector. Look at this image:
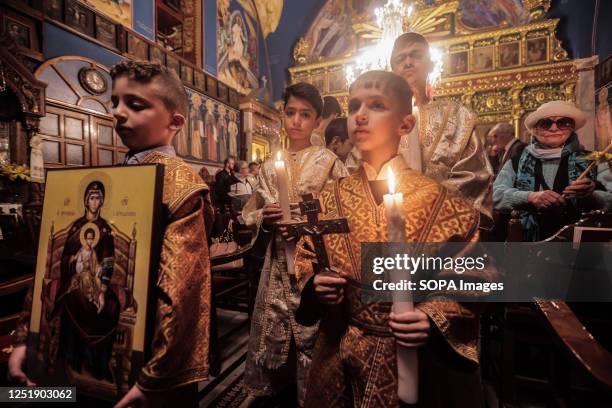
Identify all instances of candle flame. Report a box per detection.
[387,167,396,194]
[276,151,281,161]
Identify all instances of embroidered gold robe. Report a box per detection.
[13,151,213,393]
[295,156,495,408]
[310,130,325,147]
[346,101,494,226]
[242,145,348,404]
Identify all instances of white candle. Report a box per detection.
[384,167,418,405]
[274,151,295,274]
[384,167,406,242]
[274,151,291,221]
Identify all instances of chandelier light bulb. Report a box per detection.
[345,0,414,86]
[344,1,446,91]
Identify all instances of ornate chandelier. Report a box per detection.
[344,0,444,88]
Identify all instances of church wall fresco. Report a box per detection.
[297,0,530,63]
[180,0,203,66]
[216,0,260,94]
[82,0,132,28]
[304,0,354,62]
[43,22,121,68]
[176,88,240,164]
[459,0,526,29]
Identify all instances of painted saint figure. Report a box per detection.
[231,14,246,62]
[174,125,189,157]
[190,94,204,159]
[228,110,238,157]
[72,228,104,312]
[205,99,218,161]
[217,105,228,161]
[50,181,119,381]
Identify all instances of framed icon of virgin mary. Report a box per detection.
[26,164,164,401]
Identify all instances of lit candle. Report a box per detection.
[384,167,405,242]
[274,151,295,274]
[274,151,291,221]
[384,167,418,404]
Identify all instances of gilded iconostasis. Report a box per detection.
[289,0,611,150]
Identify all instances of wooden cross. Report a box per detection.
[284,193,350,272]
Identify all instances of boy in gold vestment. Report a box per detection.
[242,83,348,406]
[345,33,493,227]
[9,61,213,407]
[296,71,496,407]
[391,33,493,227]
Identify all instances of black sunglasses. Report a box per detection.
[535,117,575,130]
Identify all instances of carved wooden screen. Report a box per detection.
[37,105,123,168]
[34,56,127,168]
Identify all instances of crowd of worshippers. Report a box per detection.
[210,94,611,243]
[214,158,259,209]
[208,156,260,231]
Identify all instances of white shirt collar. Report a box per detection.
[361,155,409,181]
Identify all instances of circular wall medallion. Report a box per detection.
[79,67,107,95]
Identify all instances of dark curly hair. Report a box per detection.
[324,117,348,146]
[110,60,188,117]
[322,96,342,119]
[283,82,323,118]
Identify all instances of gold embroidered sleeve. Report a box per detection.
[310,131,325,147]
[294,235,317,292]
[242,164,276,229]
[241,192,263,229]
[442,129,494,227]
[418,191,495,364]
[417,299,483,365]
[344,149,361,174]
[330,157,350,180]
[137,194,211,391]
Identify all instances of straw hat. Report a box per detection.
[525,100,586,130]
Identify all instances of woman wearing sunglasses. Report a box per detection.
[493,100,611,241]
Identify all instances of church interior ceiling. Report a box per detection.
[290,0,576,140]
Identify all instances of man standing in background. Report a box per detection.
[487,123,525,177]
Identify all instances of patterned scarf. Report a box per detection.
[514,133,593,241]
